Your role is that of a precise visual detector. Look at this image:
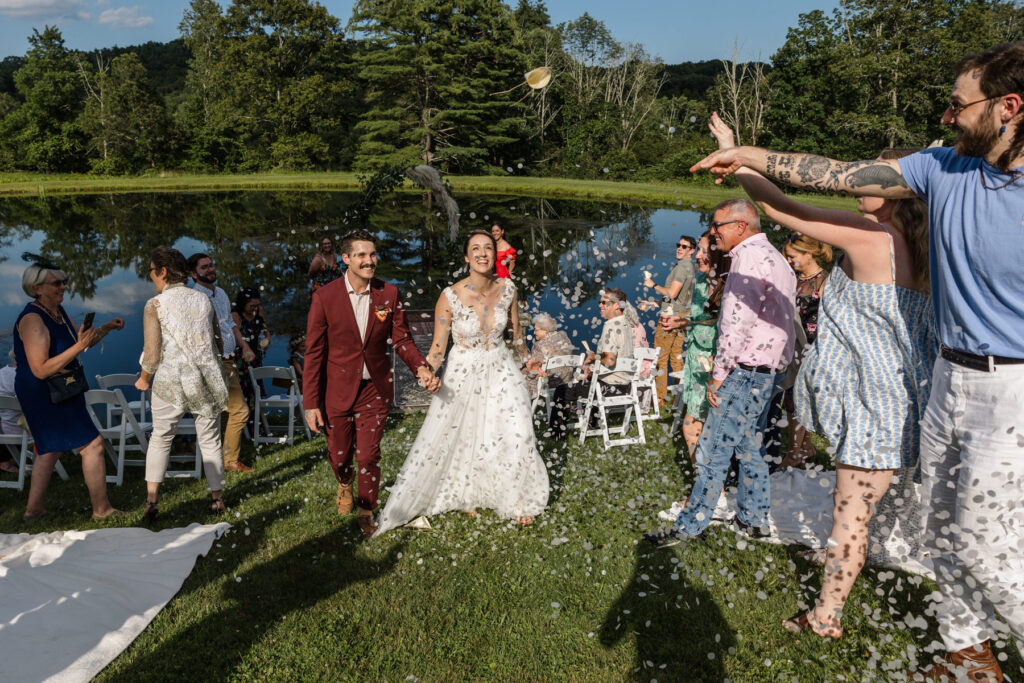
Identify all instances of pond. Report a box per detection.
[0,191,718,384]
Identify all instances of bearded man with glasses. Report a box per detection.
[691,42,1024,682]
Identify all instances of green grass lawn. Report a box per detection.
[5,412,1019,681]
[0,170,856,211]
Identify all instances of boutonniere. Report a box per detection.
[374,304,392,322]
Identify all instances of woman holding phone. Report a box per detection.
[14,256,124,522]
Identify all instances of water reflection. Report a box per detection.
[0,191,709,381]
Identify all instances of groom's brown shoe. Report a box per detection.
[357,509,378,539]
[336,483,354,516]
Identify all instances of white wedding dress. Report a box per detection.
[375,279,550,534]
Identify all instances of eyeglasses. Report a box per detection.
[709,220,743,231]
[947,95,1003,116]
[44,279,68,287]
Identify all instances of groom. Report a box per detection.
[304,229,440,537]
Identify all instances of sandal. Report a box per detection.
[782,611,842,639]
[796,548,827,566]
[22,509,48,522]
[516,515,534,526]
[142,500,159,525]
[209,495,227,515]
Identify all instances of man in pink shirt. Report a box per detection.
[647,199,796,546]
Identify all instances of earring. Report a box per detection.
[1000,125,1007,135]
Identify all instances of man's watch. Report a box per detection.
[661,296,671,303]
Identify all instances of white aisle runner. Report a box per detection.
[0,523,229,683]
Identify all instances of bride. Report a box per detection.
[375,230,550,535]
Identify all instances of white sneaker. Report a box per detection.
[658,501,685,522]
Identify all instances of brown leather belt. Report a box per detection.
[941,345,1024,372]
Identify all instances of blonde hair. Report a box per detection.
[880,148,930,292]
[22,264,67,299]
[786,234,833,265]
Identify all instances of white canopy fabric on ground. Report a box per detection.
[712,468,933,578]
[0,522,229,683]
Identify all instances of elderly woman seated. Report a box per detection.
[524,313,575,400]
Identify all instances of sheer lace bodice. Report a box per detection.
[444,279,515,350]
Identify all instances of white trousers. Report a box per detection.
[145,393,225,491]
[919,357,1024,652]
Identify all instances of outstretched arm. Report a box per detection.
[705,113,889,256]
[690,144,916,199]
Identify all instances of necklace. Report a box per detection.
[33,301,63,323]
[798,268,825,282]
[979,165,1023,190]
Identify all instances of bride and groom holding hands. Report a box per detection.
[303,229,549,538]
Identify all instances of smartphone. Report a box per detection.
[82,312,96,331]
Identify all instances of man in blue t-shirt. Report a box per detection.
[691,42,1024,681]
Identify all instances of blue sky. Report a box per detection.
[0,1,841,63]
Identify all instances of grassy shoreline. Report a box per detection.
[0,171,855,210]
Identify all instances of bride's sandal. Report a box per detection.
[462,509,478,517]
[782,611,842,639]
[516,515,534,526]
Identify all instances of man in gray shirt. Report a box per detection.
[643,235,696,406]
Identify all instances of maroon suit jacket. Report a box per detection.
[303,275,428,413]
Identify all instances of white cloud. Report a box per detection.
[0,0,89,20]
[79,280,150,314]
[97,5,153,29]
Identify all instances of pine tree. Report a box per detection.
[0,27,87,172]
[349,0,529,173]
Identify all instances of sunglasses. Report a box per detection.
[676,243,694,249]
[709,219,743,231]
[44,279,68,287]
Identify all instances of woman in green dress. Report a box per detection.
[676,230,730,461]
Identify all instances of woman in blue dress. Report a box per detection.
[14,258,125,522]
[708,114,935,639]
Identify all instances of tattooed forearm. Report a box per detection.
[756,150,912,197]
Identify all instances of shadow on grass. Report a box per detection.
[600,544,734,682]
[104,527,408,681]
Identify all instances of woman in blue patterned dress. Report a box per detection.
[709,114,935,639]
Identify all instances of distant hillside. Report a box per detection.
[0,38,188,99]
[658,60,725,99]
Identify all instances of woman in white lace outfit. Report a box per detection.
[135,247,230,523]
[375,231,549,534]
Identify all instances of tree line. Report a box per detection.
[0,0,1020,180]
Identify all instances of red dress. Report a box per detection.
[495,247,516,278]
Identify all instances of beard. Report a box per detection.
[953,121,999,158]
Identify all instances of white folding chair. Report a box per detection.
[95,373,150,425]
[631,346,661,420]
[249,366,309,449]
[577,358,646,449]
[531,353,585,421]
[84,389,151,486]
[0,396,33,491]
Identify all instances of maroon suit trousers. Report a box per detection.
[324,378,389,510]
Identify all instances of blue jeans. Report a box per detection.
[675,368,785,535]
